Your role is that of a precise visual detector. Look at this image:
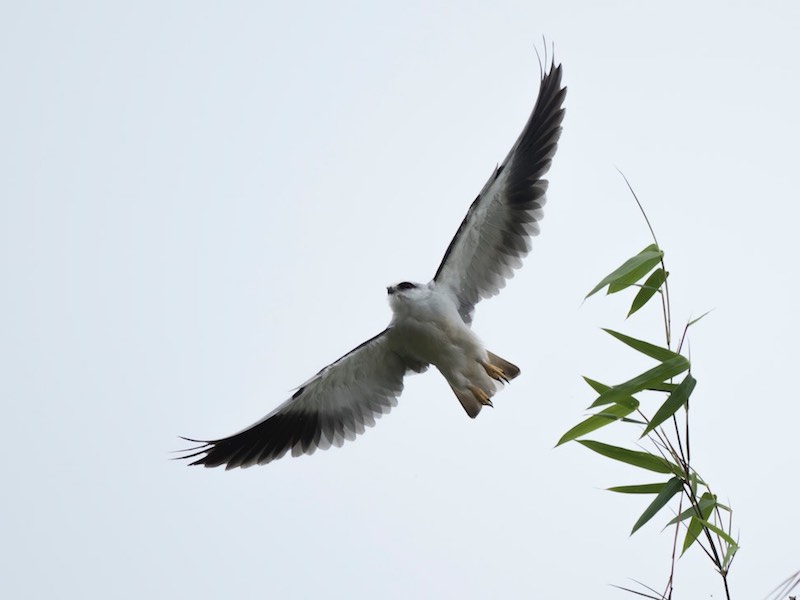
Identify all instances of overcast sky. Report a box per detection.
[3,2,799,599]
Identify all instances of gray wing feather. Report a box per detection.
[433,60,566,324]
[179,329,424,469]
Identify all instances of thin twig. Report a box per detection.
[618,169,659,247]
[618,170,671,346]
[671,414,686,465]
[765,569,800,600]
[611,580,667,599]
[663,492,683,599]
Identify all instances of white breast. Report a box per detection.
[388,282,484,371]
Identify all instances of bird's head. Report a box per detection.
[386,281,419,296]
[387,281,429,313]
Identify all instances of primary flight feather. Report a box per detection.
[179,56,566,469]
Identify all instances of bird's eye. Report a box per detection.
[397,282,416,291]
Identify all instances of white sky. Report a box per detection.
[2,2,799,598]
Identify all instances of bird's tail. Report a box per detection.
[449,386,485,419]
[449,351,521,418]
[486,351,521,381]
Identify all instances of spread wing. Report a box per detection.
[178,329,425,469]
[433,60,566,324]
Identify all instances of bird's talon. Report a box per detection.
[468,384,493,406]
[482,360,509,383]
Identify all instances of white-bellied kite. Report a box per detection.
[179,56,566,469]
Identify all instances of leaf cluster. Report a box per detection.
[560,244,737,599]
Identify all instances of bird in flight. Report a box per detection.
[179,56,566,469]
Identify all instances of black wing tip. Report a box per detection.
[533,38,563,76]
[172,436,216,466]
[534,41,567,119]
[505,46,566,182]
[174,435,253,468]
[172,401,396,470]
[173,433,270,469]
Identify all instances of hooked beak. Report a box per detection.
[387,286,395,295]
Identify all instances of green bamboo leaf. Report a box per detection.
[666,495,718,526]
[642,374,697,437]
[602,329,682,362]
[608,483,667,494]
[583,377,610,394]
[583,377,639,409]
[589,356,690,408]
[647,381,678,394]
[687,309,714,327]
[646,382,679,393]
[696,517,739,548]
[631,476,683,534]
[620,417,647,425]
[681,492,715,555]
[591,395,639,410]
[722,538,739,570]
[586,244,663,299]
[627,269,668,317]
[606,249,664,295]
[577,440,676,474]
[682,519,702,553]
[556,401,639,446]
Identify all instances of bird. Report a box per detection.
[179,55,566,469]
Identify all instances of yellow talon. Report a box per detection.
[468,384,493,407]
[481,360,509,383]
